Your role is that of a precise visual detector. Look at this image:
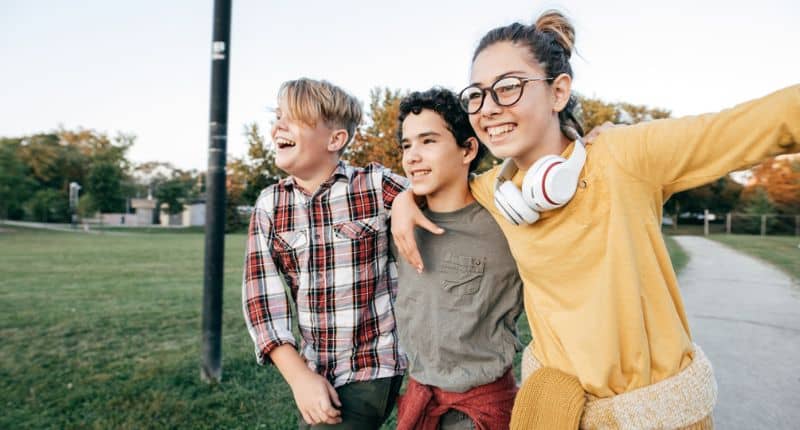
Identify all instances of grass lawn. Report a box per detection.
[663,235,689,275]
[0,227,686,429]
[708,234,800,280]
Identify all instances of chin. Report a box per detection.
[411,186,431,197]
[274,158,297,175]
[488,140,529,160]
[485,145,513,160]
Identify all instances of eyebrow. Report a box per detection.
[400,130,441,143]
[470,70,527,86]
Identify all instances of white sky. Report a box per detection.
[2,0,798,171]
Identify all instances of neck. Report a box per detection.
[514,124,573,171]
[425,176,474,213]
[292,160,339,195]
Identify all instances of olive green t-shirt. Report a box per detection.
[391,201,524,393]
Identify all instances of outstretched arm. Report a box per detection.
[603,85,800,197]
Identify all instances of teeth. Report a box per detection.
[412,170,431,177]
[487,124,515,137]
[275,137,296,148]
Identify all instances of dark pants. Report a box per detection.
[439,410,475,430]
[297,375,404,430]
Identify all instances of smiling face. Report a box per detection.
[400,109,475,199]
[468,41,565,168]
[270,95,338,178]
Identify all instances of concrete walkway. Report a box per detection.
[675,236,800,429]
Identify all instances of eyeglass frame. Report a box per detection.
[458,76,554,114]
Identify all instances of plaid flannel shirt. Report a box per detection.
[243,161,409,387]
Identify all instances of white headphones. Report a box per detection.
[493,127,586,225]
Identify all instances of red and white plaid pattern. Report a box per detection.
[243,161,408,387]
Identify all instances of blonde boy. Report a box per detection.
[243,78,407,429]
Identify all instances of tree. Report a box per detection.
[229,123,281,205]
[576,96,618,132]
[0,139,36,219]
[132,161,203,220]
[664,176,743,222]
[344,88,405,173]
[26,189,69,223]
[16,133,88,191]
[77,193,98,218]
[746,156,800,214]
[226,123,282,231]
[576,95,671,132]
[154,178,191,215]
[736,187,780,233]
[86,161,125,213]
[58,128,133,170]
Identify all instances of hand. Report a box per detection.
[390,191,444,273]
[584,121,617,144]
[289,370,343,426]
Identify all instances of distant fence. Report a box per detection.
[701,210,800,236]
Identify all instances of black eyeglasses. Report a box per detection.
[458,76,553,114]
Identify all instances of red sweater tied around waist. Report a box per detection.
[397,369,518,430]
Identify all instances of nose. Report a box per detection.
[271,116,286,138]
[403,143,422,166]
[479,90,502,117]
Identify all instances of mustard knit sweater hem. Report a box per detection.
[521,344,717,429]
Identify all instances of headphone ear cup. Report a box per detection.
[544,166,580,204]
[496,181,540,225]
[522,155,566,211]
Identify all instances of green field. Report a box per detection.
[0,228,300,429]
[1,227,693,429]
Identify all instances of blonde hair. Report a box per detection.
[278,78,363,147]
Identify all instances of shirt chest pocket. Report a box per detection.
[274,230,309,272]
[439,253,485,295]
[331,214,388,268]
[333,214,386,241]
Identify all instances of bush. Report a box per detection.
[26,189,70,223]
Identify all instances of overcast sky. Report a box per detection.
[2,0,798,171]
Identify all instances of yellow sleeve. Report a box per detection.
[600,84,800,196]
[469,165,502,213]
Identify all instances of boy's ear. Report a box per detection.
[462,137,479,165]
[551,73,572,113]
[327,129,349,153]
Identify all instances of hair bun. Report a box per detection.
[534,10,575,59]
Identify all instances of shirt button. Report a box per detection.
[579,179,588,189]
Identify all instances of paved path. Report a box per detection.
[675,236,800,429]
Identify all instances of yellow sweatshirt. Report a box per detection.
[470,85,800,398]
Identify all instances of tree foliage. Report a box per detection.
[26,189,69,223]
[3,93,795,231]
[226,123,282,231]
[576,94,671,132]
[1,128,134,220]
[87,161,125,213]
[0,139,36,219]
[344,88,405,173]
[743,156,800,214]
[228,123,281,206]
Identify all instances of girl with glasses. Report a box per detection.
[391,9,799,429]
